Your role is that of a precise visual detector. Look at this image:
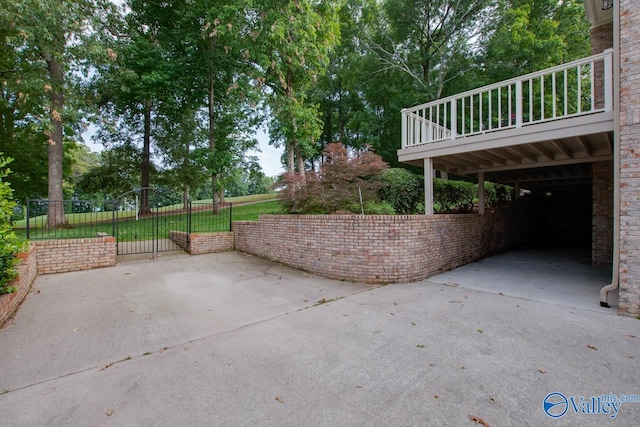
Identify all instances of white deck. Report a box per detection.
[398,51,614,184]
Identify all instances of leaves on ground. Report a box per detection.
[71,327,81,332]
[490,395,497,403]
[539,369,547,374]
[477,329,483,333]
[469,415,491,427]
[627,334,636,338]
[587,344,598,351]
[416,344,424,348]
[275,395,284,403]
[105,409,114,416]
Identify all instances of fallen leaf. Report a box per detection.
[124,272,130,275]
[477,329,484,333]
[356,385,364,389]
[627,334,637,339]
[626,355,634,359]
[416,344,424,348]
[82,294,87,297]
[390,313,395,316]
[490,395,497,403]
[71,327,81,332]
[275,395,284,403]
[411,322,416,326]
[393,301,398,306]
[539,369,547,374]
[36,289,41,294]
[587,345,598,351]
[434,395,438,399]
[105,409,114,416]
[469,415,491,427]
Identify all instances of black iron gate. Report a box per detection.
[115,187,188,256]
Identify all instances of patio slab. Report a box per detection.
[0,251,638,426]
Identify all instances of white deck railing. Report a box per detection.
[401,49,613,149]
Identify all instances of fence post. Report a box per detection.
[229,203,233,232]
[25,198,30,240]
[187,200,192,234]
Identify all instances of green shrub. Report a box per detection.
[433,178,475,213]
[0,156,25,294]
[364,201,396,215]
[377,168,424,214]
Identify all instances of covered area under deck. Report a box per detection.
[397,49,616,308]
[428,246,615,313]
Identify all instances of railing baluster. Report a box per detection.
[450,99,457,139]
[577,65,582,114]
[564,69,568,116]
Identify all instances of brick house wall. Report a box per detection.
[592,161,613,267]
[592,22,614,109]
[234,204,532,284]
[618,5,640,315]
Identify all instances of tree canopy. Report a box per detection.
[0,0,591,211]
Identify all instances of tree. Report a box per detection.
[258,0,340,174]
[481,0,590,84]
[279,142,388,214]
[4,0,119,228]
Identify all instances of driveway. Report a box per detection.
[0,252,638,426]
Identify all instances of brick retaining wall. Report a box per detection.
[35,236,117,275]
[169,231,234,255]
[0,245,37,327]
[234,204,533,284]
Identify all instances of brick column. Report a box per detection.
[618,5,640,315]
[592,161,613,267]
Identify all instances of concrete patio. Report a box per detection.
[0,251,638,426]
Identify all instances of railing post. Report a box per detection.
[450,100,457,139]
[604,48,613,112]
[515,80,523,128]
[401,109,407,148]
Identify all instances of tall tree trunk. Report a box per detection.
[286,141,295,174]
[140,98,152,215]
[45,55,68,229]
[208,36,220,213]
[295,144,305,175]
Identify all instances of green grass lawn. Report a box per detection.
[15,198,284,241]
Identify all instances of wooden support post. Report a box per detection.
[424,158,434,215]
[478,172,485,215]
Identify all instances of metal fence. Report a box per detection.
[21,197,232,243]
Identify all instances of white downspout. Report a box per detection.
[600,1,620,307]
